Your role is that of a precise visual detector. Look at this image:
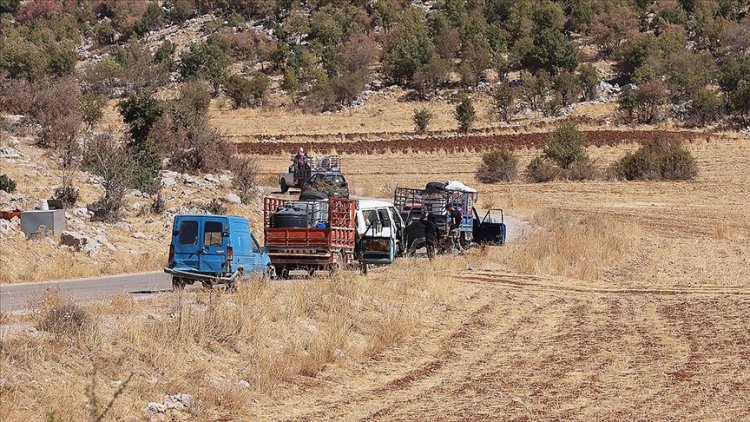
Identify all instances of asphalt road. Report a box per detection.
[0,271,172,313]
[0,216,529,313]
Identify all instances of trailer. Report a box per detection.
[263,196,356,278]
[393,186,477,249]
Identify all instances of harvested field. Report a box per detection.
[236,130,713,155]
[2,131,750,420]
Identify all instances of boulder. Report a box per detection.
[60,231,101,256]
[72,207,92,218]
[0,218,19,236]
[161,177,177,188]
[223,193,242,205]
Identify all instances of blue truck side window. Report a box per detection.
[204,222,223,246]
[178,220,198,245]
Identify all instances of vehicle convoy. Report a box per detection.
[394,182,478,253]
[279,154,342,193]
[165,214,272,289]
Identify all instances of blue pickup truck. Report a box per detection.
[165,214,272,289]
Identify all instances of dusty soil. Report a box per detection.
[255,278,750,420]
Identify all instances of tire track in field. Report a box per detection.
[358,288,547,421]
[456,270,750,297]
[284,288,496,420]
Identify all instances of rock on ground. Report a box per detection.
[223,193,242,205]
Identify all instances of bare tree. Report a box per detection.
[231,156,259,203]
[86,134,134,222]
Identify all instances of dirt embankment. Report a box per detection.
[235,130,707,155]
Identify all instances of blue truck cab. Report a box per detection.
[165,214,272,289]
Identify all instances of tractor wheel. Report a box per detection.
[360,263,369,275]
[280,178,289,194]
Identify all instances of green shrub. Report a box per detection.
[281,67,299,94]
[476,149,518,183]
[578,63,599,101]
[543,121,588,169]
[133,1,163,36]
[382,18,435,84]
[170,79,211,127]
[0,174,17,192]
[526,156,558,182]
[492,83,517,123]
[179,42,231,92]
[224,74,269,108]
[81,93,107,129]
[688,88,721,126]
[94,20,116,45]
[609,139,697,181]
[412,107,432,134]
[454,95,476,134]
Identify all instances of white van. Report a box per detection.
[355,199,405,267]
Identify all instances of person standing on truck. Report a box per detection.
[294,147,306,168]
[446,203,463,252]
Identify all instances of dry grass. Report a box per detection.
[91,86,687,142]
[504,208,641,281]
[0,235,165,283]
[0,262,453,420]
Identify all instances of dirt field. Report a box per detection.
[2,132,749,419]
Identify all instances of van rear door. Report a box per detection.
[173,217,201,270]
[200,218,228,273]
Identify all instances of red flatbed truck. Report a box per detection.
[263,196,357,278]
